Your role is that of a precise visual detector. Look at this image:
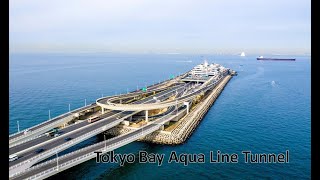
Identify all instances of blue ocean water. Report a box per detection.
[9,53,310,179]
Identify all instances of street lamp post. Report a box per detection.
[49,110,51,120]
[56,152,59,171]
[69,104,71,112]
[17,120,20,133]
[104,134,107,151]
[85,99,87,106]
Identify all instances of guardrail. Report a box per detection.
[11,84,185,165]
[10,72,187,140]
[9,115,74,145]
[9,104,97,142]
[97,84,192,110]
[9,113,129,171]
[9,134,47,149]
[25,124,162,180]
[10,80,194,177]
[97,83,184,105]
[11,79,186,143]
[12,104,186,179]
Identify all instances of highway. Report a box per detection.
[9,75,183,145]
[11,105,187,180]
[9,104,98,147]
[8,62,234,179]
[10,83,185,155]
[9,111,133,166]
[9,83,187,169]
[96,76,223,111]
[9,110,121,155]
[11,124,162,180]
[9,80,182,150]
[8,62,235,179]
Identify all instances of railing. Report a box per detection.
[9,104,96,142]
[99,84,185,105]
[11,79,186,142]
[12,81,209,168]
[11,85,185,171]
[9,115,74,144]
[9,134,47,148]
[25,125,162,180]
[10,78,197,178]
[12,104,186,179]
[98,85,195,110]
[9,117,124,171]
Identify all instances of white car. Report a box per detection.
[9,154,19,162]
[54,133,61,137]
[24,129,30,135]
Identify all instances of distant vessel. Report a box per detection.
[257,56,295,61]
[240,52,245,57]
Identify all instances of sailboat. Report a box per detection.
[240,52,245,57]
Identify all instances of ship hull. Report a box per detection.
[257,58,295,61]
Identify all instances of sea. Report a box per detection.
[9,53,311,179]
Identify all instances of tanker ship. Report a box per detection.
[257,56,295,61]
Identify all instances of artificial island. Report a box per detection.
[9,60,236,179]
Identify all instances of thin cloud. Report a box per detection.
[9,0,311,54]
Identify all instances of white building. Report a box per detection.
[189,60,228,77]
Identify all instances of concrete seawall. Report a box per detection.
[105,75,233,145]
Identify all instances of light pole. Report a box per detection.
[56,152,59,171]
[137,85,139,91]
[104,134,107,151]
[68,104,71,112]
[85,99,87,106]
[127,88,129,94]
[17,120,20,133]
[49,110,51,120]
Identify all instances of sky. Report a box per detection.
[9,0,311,55]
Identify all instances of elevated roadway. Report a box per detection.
[9,104,97,146]
[10,83,185,155]
[10,105,187,179]
[96,76,223,111]
[9,83,188,175]
[9,74,184,147]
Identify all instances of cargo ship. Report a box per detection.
[257,56,295,61]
